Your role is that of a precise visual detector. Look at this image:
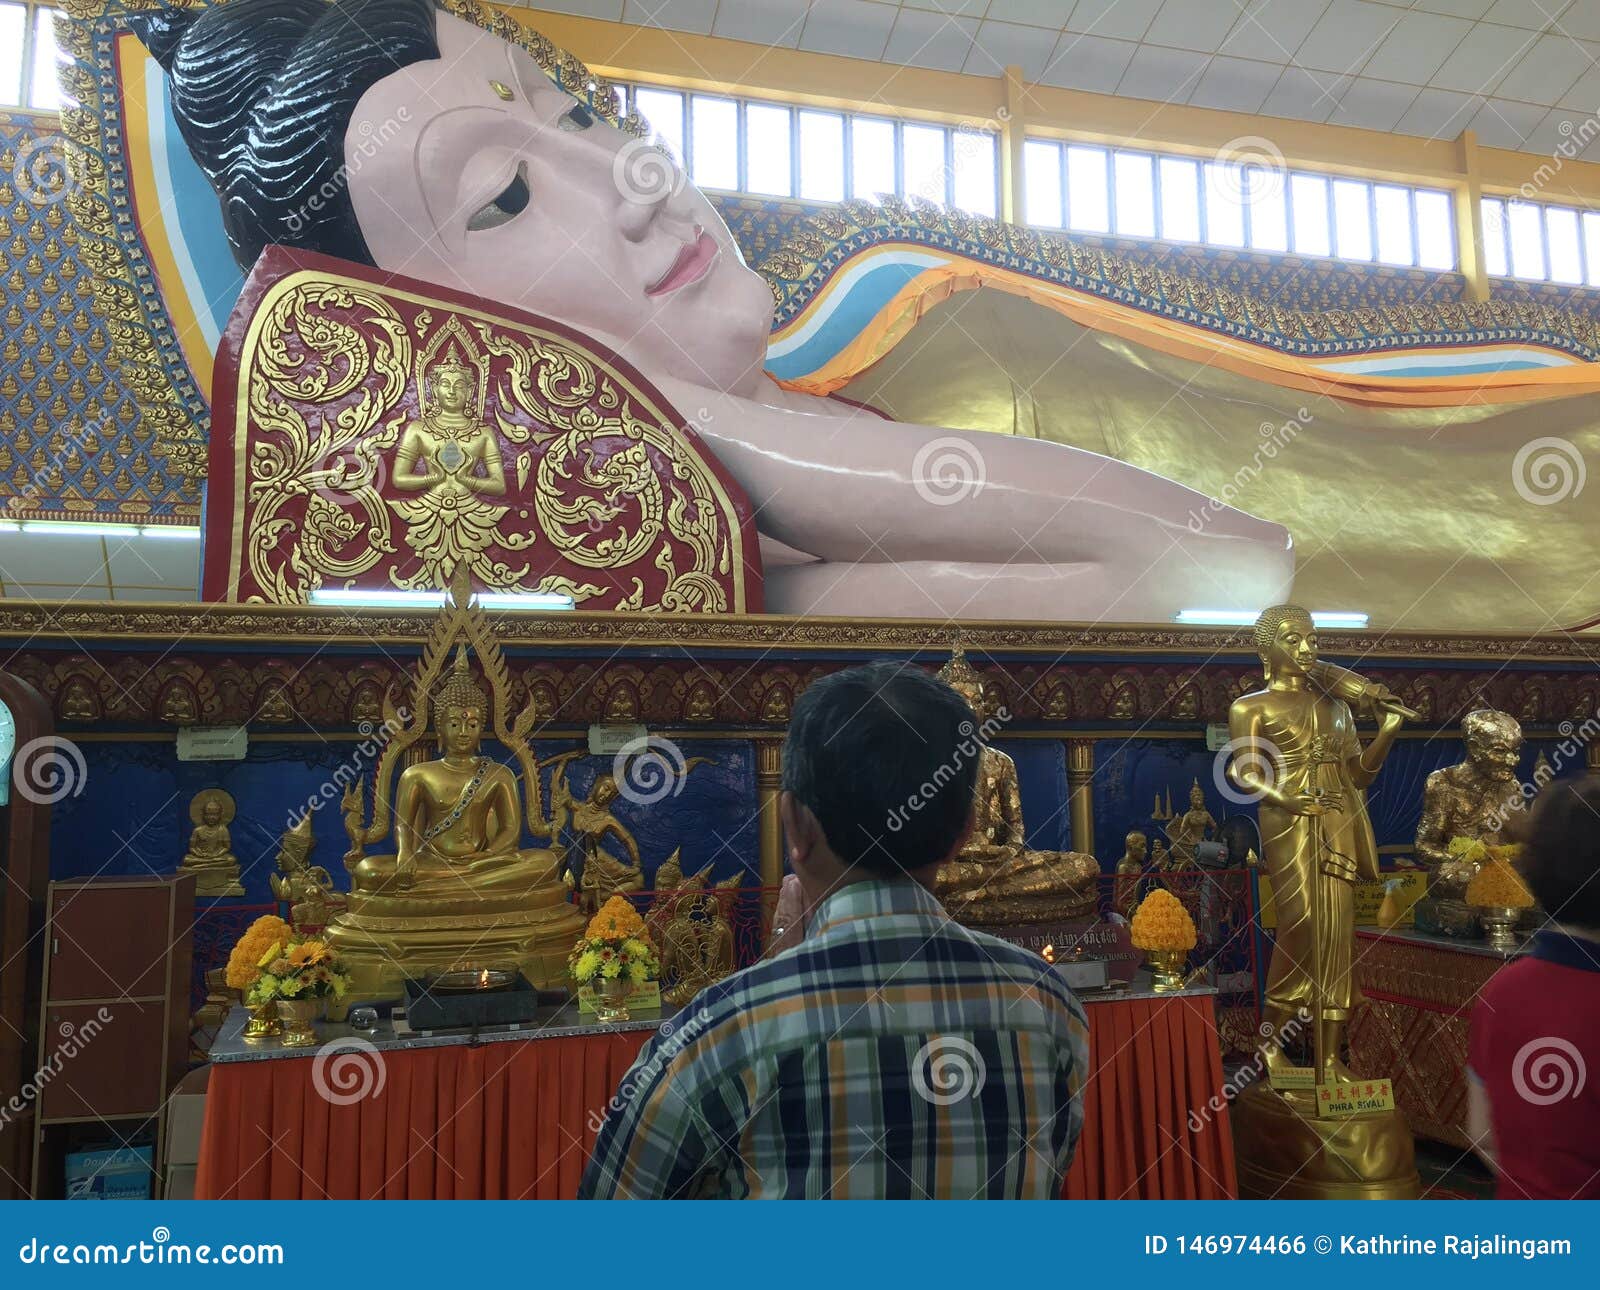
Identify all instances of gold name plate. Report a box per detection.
[578,981,663,1015]
[1316,1079,1397,1118]
[1267,1066,1318,1091]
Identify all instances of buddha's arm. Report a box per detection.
[1350,709,1405,787]
[603,819,642,868]
[394,769,422,875]
[998,759,1025,847]
[484,776,522,854]
[1415,772,1452,868]
[392,424,441,491]
[466,434,507,496]
[662,379,1291,569]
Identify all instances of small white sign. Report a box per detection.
[1205,723,1231,751]
[176,725,249,762]
[588,723,648,756]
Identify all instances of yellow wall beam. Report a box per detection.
[1456,130,1490,303]
[517,8,1600,206]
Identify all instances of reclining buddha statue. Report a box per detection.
[131,0,1293,625]
[932,649,1099,926]
[324,581,584,1001]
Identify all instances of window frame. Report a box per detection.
[2,2,62,111]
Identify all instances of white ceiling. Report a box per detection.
[527,0,1600,158]
[0,529,200,602]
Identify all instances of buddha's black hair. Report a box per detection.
[127,0,440,271]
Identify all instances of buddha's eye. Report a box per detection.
[558,103,595,132]
[466,160,530,232]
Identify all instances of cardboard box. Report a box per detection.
[164,1164,196,1200]
[65,1146,153,1200]
[165,1067,210,1167]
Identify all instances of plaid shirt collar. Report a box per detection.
[807,876,947,937]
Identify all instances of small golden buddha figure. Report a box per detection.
[931,649,1098,927]
[325,639,583,1000]
[1114,830,1147,919]
[553,770,645,915]
[684,679,718,723]
[1043,680,1072,721]
[255,680,293,724]
[349,682,383,726]
[1110,680,1137,720]
[59,676,98,722]
[1164,779,1217,870]
[159,682,199,725]
[1150,837,1171,871]
[179,789,244,897]
[1413,709,1525,935]
[602,681,641,724]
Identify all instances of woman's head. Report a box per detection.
[1519,775,1600,932]
[134,0,775,396]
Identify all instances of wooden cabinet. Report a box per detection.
[31,874,195,1198]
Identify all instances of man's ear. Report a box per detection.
[779,790,814,866]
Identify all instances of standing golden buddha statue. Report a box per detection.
[931,649,1098,927]
[1227,605,1418,1199]
[324,581,584,1002]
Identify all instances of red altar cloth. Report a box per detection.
[195,994,1234,1200]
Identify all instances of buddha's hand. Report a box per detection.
[1280,792,1341,817]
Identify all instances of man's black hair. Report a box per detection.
[1519,775,1600,930]
[781,661,979,877]
[128,0,441,271]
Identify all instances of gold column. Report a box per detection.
[1066,739,1095,859]
[1588,739,1600,775]
[1454,128,1490,304]
[757,740,784,939]
[1000,64,1027,226]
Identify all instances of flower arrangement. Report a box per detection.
[1446,836,1490,866]
[251,936,352,1004]
[225,914,293,993]
[1129,888,1198,952]
[568,895,660,987]
[1466,844,1533,910]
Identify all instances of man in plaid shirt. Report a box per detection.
[580,662,1089,1199]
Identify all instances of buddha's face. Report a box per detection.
[349,13,776,398]
[1125,832,1146,860]
[1263,617,1317,679]
[592,775,619,807]
[1465,717,1522,778]
[432,366,471,415]
[1189,785,1205,809]
[202,802,221,826]
[439,703,484,755]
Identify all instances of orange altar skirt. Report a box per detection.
[196,993,1234,1200]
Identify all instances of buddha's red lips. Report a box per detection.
[646,228,718,297]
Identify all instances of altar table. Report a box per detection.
[195,986,1235,1200]
[1349,927,1527,1149]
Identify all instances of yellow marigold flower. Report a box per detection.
[1467,857,1533,909]
[1130,889,1198,951]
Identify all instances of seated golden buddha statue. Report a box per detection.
[932,649,1099,926]
[325,627,584,1002]
[179,789,244,897]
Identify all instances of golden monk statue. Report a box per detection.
[1164,779,1216,870]
[1412,709,1524,937]
[179,789,244,897]
[932,649,1098,926]
[1228,605,1418,1200]
[324,582,584,1001]
[1114,830,1147,920]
